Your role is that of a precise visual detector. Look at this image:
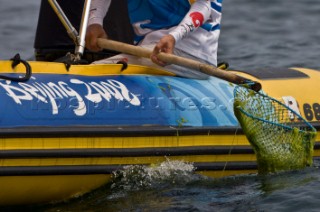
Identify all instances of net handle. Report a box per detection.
[97,38,262,91]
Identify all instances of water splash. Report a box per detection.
[110,158,196,192]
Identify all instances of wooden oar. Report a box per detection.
[97,38,261,91]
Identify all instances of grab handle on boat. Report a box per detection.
[97,38,261,91]
[0,54,32,82]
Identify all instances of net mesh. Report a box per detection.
[233,86,317,174]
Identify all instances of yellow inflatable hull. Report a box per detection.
[0,61,319,205]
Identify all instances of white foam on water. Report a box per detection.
[110,158,196,193]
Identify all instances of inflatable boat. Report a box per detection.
[0,58,319,205]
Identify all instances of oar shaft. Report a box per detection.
[98,38,150,58]
[97,38,261,91]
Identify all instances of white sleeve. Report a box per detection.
[88,0,112,26]
[169,0,211,43]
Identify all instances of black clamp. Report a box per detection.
[54,53,88,71]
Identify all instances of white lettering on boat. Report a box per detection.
[0,78,140,116]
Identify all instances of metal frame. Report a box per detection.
[47,0,92,61]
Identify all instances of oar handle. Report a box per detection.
[97,38,261,91]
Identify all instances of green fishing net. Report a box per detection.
[233,85,317,174]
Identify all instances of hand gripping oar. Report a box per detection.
[97,38,261,91]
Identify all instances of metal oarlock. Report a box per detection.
[48,0,92,61]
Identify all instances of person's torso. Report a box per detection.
[127,0,223,43]
[128,0,223,65]
[35,0,134,49]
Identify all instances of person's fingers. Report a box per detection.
[96,32,108,51]
[92,37,101,52]
[85,36,99,52]
[151,34,176,66]
[151,44,167,66]
[85,24,107,52]
[151,54,167,66]
[151,41,167,66]
[152,43,162,56]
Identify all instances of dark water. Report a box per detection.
[1,0,320,211]
[1,0,320,71]
[0,1,40,60]
[219,0,320,71]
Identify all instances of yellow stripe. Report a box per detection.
[0,134,250,150]
[0,61,174,76]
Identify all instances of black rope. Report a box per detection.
[0,54,32,82]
